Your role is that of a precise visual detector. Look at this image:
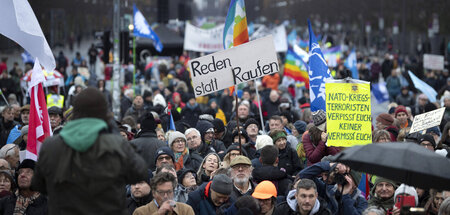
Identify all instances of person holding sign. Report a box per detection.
[302,110,340,166]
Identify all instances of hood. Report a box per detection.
[252,166,287,182]
[287,189,297,211]
[60,118,107,152]
[196,120,214,141]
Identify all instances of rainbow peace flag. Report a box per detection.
[284,48,309,88]
[223,0,249,49]
[322,46,342,67]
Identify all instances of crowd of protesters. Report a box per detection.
[0,41,449,215]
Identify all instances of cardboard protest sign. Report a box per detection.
[326,82,372,147]
[183,23,224,52]
[410,107,445,133]
[188,35,278,97]
[423,54,444,71]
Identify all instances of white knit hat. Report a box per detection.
[394,184,418,206]
[255,135,274,150]
[168,131,186,147]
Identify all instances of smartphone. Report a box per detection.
[395,195,416,208]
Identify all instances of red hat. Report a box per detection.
[395,105,408,117]
[376,113,394,126]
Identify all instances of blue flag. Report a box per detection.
[133,5,163,53]
[344,49,359,79]
[408,70,438,102]
[168,112,176,131]
[6,125,21,144]
[307,20,332,112]
[287,29,297,45]
[372,82,389,104]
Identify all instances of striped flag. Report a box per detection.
[167,103,176,131]
[27,59,53,161]
[223,0,249,95]
[284,48,310,88]
[358,173,370,200]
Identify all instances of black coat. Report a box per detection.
[180,105,202,128]
[126,194,152,215]
[278,146,302,176]
[252,165,292,196]
[130,131,167,171]
[0,193,48,215]
[120,96,133,119]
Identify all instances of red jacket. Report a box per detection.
[302,131,340,166]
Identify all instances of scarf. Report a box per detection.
[13,190,40,215]
[174,148,188,171]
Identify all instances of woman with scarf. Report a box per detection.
[196,153,221,185]
[168,131,202,172]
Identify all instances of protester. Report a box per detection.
[303,110,339,166]
[185,128,215,158]
[0,144,19,170]
[176,168,198,198]
[0,159,47,214]
[372,130,392,143]
[133,172,194,215]
[154,147,176,172]
[0,170,15,198]
[130,112,166,170]
[252,180,278,215]
[48,106,63,132]
[394,105,411,129]
[186,174,234,215]
[273,178,331,215]
[425,189,445,215]
[124,95,147,122]
[168,131,202,171]
[32,87,148,214]
[0,106,19,147]
[368,177,398,211]
[375,113,398,141]
[127,172,153,215]
[196,153,220,185]
[252,145,292,196]
[270,129,302,176]
[419,134,436,151]
[229,155,256,200]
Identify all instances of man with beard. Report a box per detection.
[229,156,256,201]
[273,179,331,215]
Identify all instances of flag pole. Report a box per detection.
[132,35,136,94]
[234,84,243,155]
[254,79,265,134]
[0,89,9,106]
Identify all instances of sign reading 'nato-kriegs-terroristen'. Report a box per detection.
[188,35,279,97]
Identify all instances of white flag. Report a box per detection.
[0,0,55,71]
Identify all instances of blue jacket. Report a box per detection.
[298,161,368,215]
[186,181,233,215]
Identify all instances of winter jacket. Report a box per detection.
[196,120,227,154]
[32,118,148,215]
[262,100,281,121]
[395,93,415,108]
[229,181,257,201]
[181,152,203,173]
[132,200,194,215]
[121,96,133,119]
[124,105,148,123]
[0,118,18,147]
[181,103,202,127]
[273,189,331,215]
[130,130,167,171]
[186,181,233,215]
[127,194,152,215]
[278,146,302,176]
[299,161,368,215]
[0,193,48,215]
[252,165,293,196]
[302,132,340,166]
[386,76,401,99]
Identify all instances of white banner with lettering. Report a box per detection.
[183,22,224,53]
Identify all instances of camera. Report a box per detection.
[327,164,348,186]
[333,173,348,186]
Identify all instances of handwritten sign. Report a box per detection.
[188,35,279,97]
[410,107,445,133]
[326,82,372,147]
[423,54,444,71]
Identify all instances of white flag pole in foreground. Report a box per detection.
[26,59,53,161]
[0,0,55,71]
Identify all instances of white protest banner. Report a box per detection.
[410,107,445,133]
[423,54,444,71]
[250,25,287,52]
[183,23,224,52]
[188,35,278,97]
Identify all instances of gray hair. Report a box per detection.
[185,128,200,137]
[0,144,18,159]
[440,198,450,215]
[363,206,386,215]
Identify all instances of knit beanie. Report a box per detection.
[154,146,175,165]
[168,131,186,147]
[212,118,225,133]
[372,177,398,193]
[394,105,407,117]
[211,174,233,195]
[72,87,109,121]
[270,130,287,143]
[255,135,273,150]
[419,134,436,149]
[139,112,157,132]
[244,118,259,130]
[177,168,196,184]
[232,129,249,143]
[349,170,362,186]
[293,120,307,134]
[376,113,394,126]
[312,110,326,131]
[394,184,419,206]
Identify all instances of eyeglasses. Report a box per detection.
[173,139,185,144]
[420,143,434,148]
[230,153,240,157]
[232,164,250,170]
[155,189,174,196]
[247,124,258,129]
